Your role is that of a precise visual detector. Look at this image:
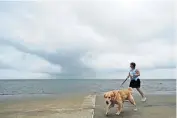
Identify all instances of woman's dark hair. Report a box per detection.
[130,62,136,68]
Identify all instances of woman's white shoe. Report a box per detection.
[141,97,147,102]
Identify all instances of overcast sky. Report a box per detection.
[0,0,175,79]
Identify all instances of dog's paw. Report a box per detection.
[115,112,120,115]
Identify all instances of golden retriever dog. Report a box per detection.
[104,87,137,115]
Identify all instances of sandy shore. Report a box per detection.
[0,94,94,118]
[0,93,176,118]
[94,94,176,118]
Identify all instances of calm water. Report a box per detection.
[0,79,176,100]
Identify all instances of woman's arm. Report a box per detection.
[126,72,130,79]
[134,69,140,77]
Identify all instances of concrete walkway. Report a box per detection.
[54,95,96,118]
[93,94,176,118]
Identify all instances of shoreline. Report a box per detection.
[0,92,91,102]
[0,90,176,103]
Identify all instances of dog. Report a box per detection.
[103,87,137,115]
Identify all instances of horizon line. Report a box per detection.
[0,78,175,80]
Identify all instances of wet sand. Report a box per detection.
[0,94,88,118]
[94,94,176,118]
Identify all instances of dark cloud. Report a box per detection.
[0,38,96,79]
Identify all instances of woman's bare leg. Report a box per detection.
[136,88,145,98]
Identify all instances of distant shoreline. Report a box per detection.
[0,91,176,102]
[0,79,176,81]
[0,79,175,102]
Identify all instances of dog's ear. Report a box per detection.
[104,94,106,98]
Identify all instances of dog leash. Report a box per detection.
[120,78,128,87]
[117,78,127,90]
[119,85,124,89]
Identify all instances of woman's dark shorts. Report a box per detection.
[129,79,141,88]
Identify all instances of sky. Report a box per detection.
[0,0,176,79]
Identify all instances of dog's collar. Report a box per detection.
[110,99,116,104]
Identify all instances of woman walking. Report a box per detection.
[126,62,147,102]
